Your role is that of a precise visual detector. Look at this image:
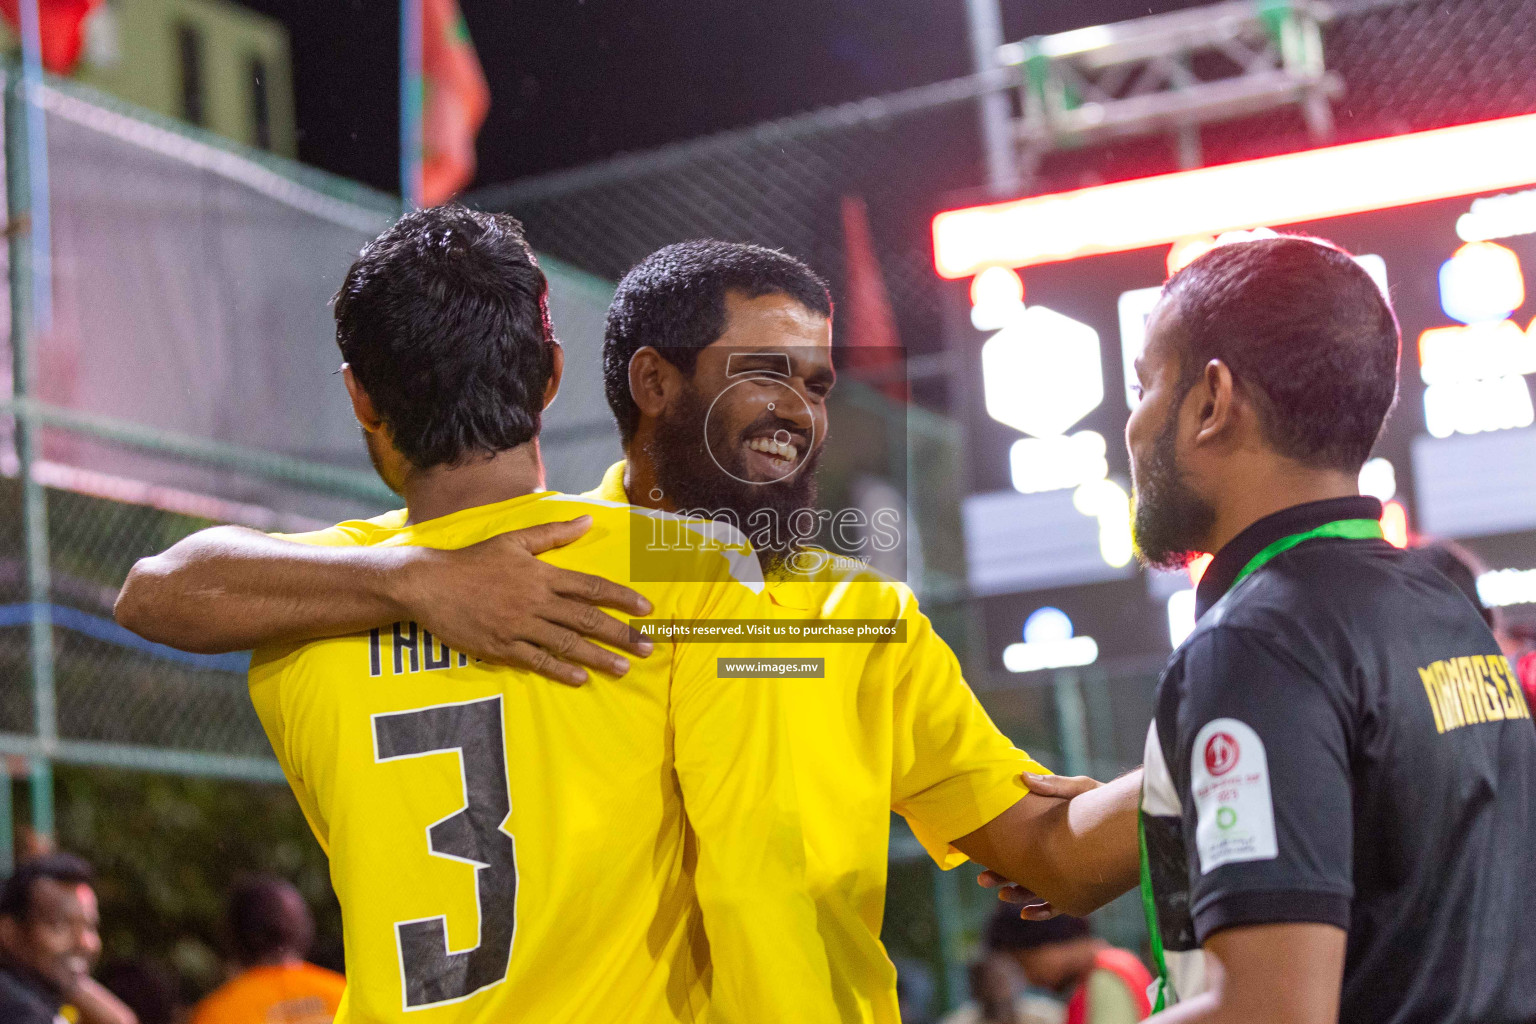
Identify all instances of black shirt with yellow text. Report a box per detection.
[1141,496,1536,1022]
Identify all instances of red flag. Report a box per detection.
[420,0,490,207]
[840,195,908,402]
[0,0,101,75]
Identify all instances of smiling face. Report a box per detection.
[648,290,835,553]
[686,291,834,484]
[0,878,101,994]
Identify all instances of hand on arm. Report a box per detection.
[953,769,1142,918]
[977,772,1107,919]
[882,597,1137,915]
[114,516,654,684]
[1147,922,1345,1024]
[66,975,138,1024]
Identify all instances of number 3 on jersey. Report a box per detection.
[372,696,517,1009]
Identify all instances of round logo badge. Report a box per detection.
[1216,806,1238,830]
[1204,731,1240,776]
[703,380,815,485]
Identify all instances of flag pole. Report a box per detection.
[399,0,423,210]
[13,0,55,843]
[17,0,50,328]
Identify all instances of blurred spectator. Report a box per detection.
[190,875,342,1024]
[97,960,180,1024]
[1413,540,1523,654]
[1414,539,1535,722]
[1414,540,1498,632]
[1505,619,1536,701]
[985,909,1150,1024]
[0,852,136,1024]
[937,952,1064,1024]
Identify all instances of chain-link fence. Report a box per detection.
[1,476,321,772]
[471,73,996,383]
[0,64,420,991]
[473,0,1536,411]
[0,65,625,847]
[0,68,389,846]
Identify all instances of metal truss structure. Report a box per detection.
[1006,1,1345,177]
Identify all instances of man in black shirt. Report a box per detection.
[0,853,132,1024]
[1125,236,1536,1023]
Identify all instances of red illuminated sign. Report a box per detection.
[933,114,1536,278]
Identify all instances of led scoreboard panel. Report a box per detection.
[936,115,1536,677]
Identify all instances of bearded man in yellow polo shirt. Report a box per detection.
[117,240,1142,1024]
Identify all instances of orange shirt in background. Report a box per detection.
[191,963,345,1024]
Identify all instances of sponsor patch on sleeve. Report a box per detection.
[1190,718,1277,874]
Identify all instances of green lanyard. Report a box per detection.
[1230,518,1385,589]
[1139,814,1171,1012]
[1139,514,1382,1011]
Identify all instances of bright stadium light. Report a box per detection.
[1358,457,1397,503]
[970,266,1027,330]
[971,265,1025,306]
[1477,567,1536,607]
[1167,588,1197,648]
[1117,285,1162,409]
[1003,636,1100,672]
[1073,477,1134,568]
[1010,430,1109,494]
[933,112,1536,277]
[1166,236,1219,275]
[1214,226,1279,246]
[1354,253,1390,297]
[1439,242,1525,324]
[1024,606,1074,644]
[1381,500,1410,549]
[1004,606,1100,672]
[1457,188,1536,242]
[1418,320,1536,385]
[1423,376,1536,438]
[981,305,1104,438]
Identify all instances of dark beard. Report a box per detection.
[1131,408,1217,571]
[647,385,823,575]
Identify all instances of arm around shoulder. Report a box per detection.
[116,513,661,680]
[114,525,408,652]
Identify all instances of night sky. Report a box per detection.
[236,0,1214,196]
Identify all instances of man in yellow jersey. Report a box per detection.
[172,207,842,1023]
[585,242,1139,1021]
[118,240,1142,1023]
